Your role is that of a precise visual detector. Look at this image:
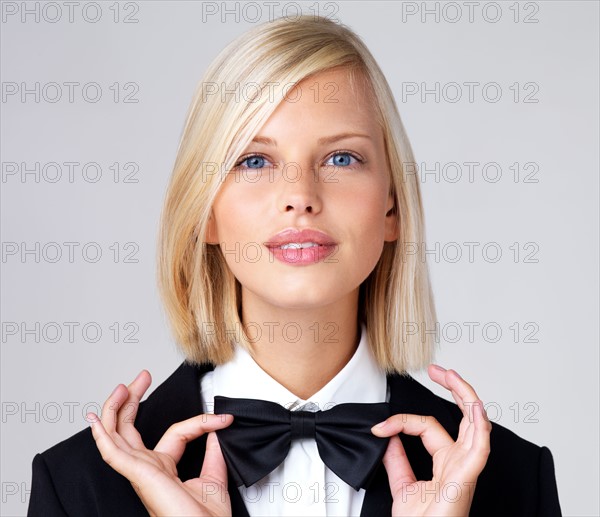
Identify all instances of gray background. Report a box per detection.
[1,1,598,515]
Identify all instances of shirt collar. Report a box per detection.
[212,321,388,410]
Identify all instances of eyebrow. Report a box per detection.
[251,132,372,146]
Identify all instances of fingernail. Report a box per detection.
[431,364,446,372]
[86,413,98,424]
[110,384,121,397]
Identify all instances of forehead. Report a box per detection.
[261,67,379,135]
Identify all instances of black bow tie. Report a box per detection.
[213,395,391,491]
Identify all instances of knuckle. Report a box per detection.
[100,450,114,466]
[165,421,191,441]
[167,421,184,434]
[390,413,410,425]
[478,445,491,457]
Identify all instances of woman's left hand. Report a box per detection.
[371,364,492,517]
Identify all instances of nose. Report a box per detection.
[277,161,322,214]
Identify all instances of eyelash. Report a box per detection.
[233,150,364,169]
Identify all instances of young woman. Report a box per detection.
[27,15,562,517]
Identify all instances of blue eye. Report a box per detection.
[326,152,361,167]
[236,155,268,169]
[235,154,275,169]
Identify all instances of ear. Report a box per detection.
[204,211,219,244]
[384,192,399,242]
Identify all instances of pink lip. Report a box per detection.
[264,228,338,266]
[265,228,336,247]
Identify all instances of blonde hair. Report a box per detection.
[157,15,437,374]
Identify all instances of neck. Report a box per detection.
[240,287,361,400]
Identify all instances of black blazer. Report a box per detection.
[27,361,562,516]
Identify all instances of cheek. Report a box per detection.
[213,188,262,241]
[344,186,389,240]
[212,188,270,275]
[335,187,389,277]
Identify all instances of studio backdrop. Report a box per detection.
[1,1,598,515]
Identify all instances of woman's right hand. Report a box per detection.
[87,370,234,517]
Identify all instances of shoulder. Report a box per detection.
[28,361,214,517]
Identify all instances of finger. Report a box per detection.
[461,399,480,449]
[428,365,466,411]
[447,372,479,421]
[382,435,417,496]
[469,401,492,463]
[117,370,152,445]
[199,432,229,487]
[372,414,454,457]
[154,413,234,464]
[456,413,471,446]
[100,384,130,435]
[88,412,139,480]
[428,365,483,424]
[429,365,486,448]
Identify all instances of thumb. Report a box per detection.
[199,431,229,488]
[382,434,418,496]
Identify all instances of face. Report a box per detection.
[206,67,398,312]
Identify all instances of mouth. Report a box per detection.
[278,241,322,250]
[264,228,338,265]
[264,228,337,248]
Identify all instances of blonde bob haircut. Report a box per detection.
[157,14,438,374]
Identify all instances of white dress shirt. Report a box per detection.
[200,322,390,516]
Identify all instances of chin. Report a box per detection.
[267,289,339,310]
